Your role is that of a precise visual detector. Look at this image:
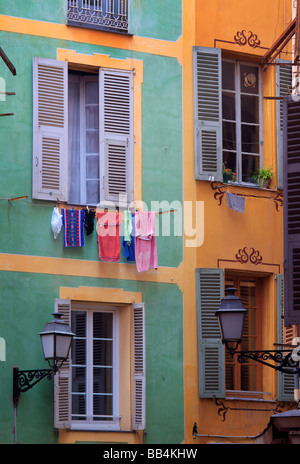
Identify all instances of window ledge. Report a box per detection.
[223,181,280,192]
[225,390,274,402]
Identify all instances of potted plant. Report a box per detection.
[253,165,273,188]
[223,164,236,183]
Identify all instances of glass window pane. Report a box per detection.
[85,81,98,104]
[241,95,259,124]
[86,154,99,179]
[222,91,236,121]
[242,154,260,182]
[241,124,260,153]
[222,61,235,90]
[240,65,259,95]
[93,366,112,394]
[86,180,99,204]
[93,339,113,367]
[93,394,113,421]
[93,313,113,339]
[223,121,236,150]
[86,105,99,129]
[72,394,86,420]
[86,129,99,153]
[223,151,237,179]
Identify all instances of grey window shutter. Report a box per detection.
[54,299,72,429]
[283,96,300,325]
[99,69,133,206]
[32,58,68,201]
[132,303,146,430]
[196,268,225,398]
[193,47,222,182]
[276,274,295,401]
[276,60,292,189]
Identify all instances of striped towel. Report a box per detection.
[62,208,85,247]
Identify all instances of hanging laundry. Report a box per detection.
[84,208,95,235]
[123,210,133,244]
[51,207,62,239]
[62,208,85,247]
[135,211,158,272]
[226,191,245,213]
[122,213,135,261]
[97,211,121,262]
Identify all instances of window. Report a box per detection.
[222,61,262,183]
[32,58,133,206]
[67,0,129,34]
[193,47,264,184]
[196,269,295,400]
[54,299,146,431]
[224,275,261,392]
[71,307,119,426]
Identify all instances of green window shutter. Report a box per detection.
[32,57,68,201]
[276,60,292,189]
[196,268,225,398]
[276,274,295,401]
[54,299,72,429]
[193,47,222,182]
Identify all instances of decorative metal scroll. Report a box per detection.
[210,182,283,211]
[236,349,300,375]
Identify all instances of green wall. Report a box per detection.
[0,272,183,444]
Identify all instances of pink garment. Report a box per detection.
[135,211,158,272]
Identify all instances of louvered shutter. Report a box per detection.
[99,69,133,205]
[132,303,146,430]
[276,274,295,401]
[283,96,300,325]
[196,268,225,398]
[32,58,68,201]
[276,60,292,189]
[54,299,72,429]
[193,47,222,182]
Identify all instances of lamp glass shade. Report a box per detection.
[215,287,247,345]
[217,310,246,343]
[40,313,74,362]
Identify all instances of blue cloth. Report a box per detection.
[122,214,135,261]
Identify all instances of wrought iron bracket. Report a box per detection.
[229,349,300,376]
[13,366,56,408]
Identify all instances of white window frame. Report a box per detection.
[222,59,263,184]
[70,304,120,431]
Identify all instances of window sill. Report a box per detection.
[223,181,279,192]
[66,22,133,36]
[70,422,121,432]
[225,390,273,402]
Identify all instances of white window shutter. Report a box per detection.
[54,299,72,429]
[33,57,68,201]
[99,69,133,206]
[132,303,146,430]
[193,47,223,182]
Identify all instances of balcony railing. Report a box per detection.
[67,0,129,33]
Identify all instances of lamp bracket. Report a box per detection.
[13,366,56,407]
[232,349,300,376]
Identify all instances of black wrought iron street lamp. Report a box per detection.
[215,288,300,376]
[13,312,74,408]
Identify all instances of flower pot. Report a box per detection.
[257,179,270,188]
